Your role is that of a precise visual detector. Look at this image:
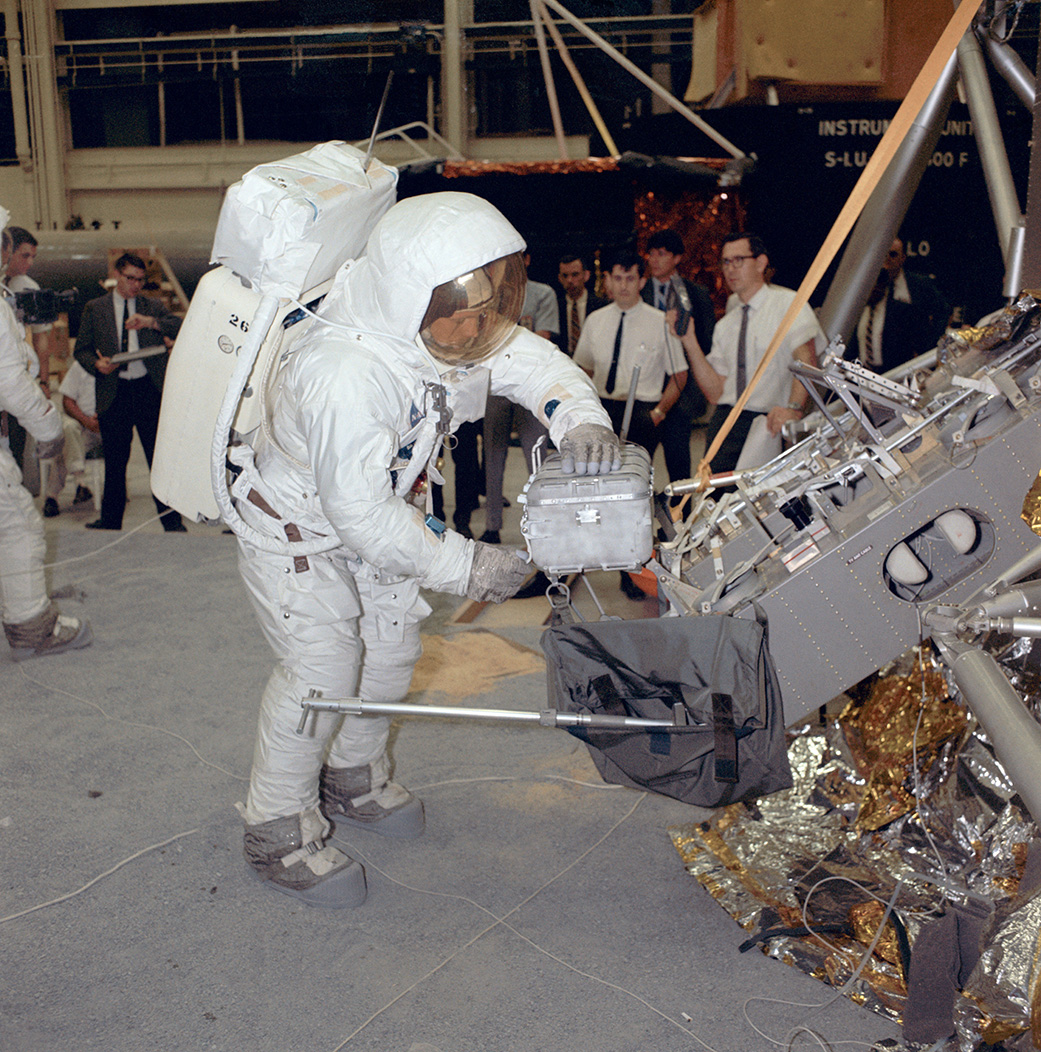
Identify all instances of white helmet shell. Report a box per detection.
[321,191,527,361]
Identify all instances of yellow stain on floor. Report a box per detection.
[410,629,545,699]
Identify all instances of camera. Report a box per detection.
[664,275,692,339]
[9,288,77,325]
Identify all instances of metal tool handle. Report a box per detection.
[620,365,640,444]
[296,696,700,733]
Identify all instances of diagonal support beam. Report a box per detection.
[529,0,569,160]
[538,0,746,159]
[536,0,619,157]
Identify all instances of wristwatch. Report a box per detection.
[786,402,804,414]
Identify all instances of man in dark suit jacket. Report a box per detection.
[642,229,716,486]
[849,237,950,374]
[555,252,608,357]
[73,252,184,531]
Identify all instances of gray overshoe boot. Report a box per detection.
[242,806,367,908]
[4,603,93,662]
[320,758,425,839]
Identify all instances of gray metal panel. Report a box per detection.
[1020,34,1041,286]
[764,411,1041,724]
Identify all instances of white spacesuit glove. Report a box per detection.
[466,542,531,603]
[559,423,622,476]
[35,435,64,461]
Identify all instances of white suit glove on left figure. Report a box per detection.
[559,423,622,476]
[466,542,531,603]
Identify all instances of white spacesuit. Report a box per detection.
[0,225,92,659]
[231,192,618,908]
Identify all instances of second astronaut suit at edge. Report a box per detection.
[232,192,617,907]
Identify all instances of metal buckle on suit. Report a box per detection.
[247,488,310,573]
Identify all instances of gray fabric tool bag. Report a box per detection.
[542,613,792,807]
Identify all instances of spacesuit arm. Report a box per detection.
[487,326,610,448]
[0,311,62,444]
[299,389,475,596]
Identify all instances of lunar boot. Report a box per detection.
[4,603,93,662]
[242,806,367,908]
[320,757,425,839]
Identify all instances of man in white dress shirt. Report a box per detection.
[675,233,821,474]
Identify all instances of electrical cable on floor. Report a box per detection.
[16,663,247,781]
[0,510,168,584]
[326,791,725,1052]
[742,879,905,1049]
[0,828,198,925]
[782,1029,882,1052]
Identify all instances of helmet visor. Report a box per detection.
[419,252,526,365]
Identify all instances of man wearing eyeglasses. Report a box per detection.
[672,232,821,474]
[73,252,185,531]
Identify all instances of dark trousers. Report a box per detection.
[431,419,482,532]
[659,384,706,486]
[483,394,547,532]
[98,376,181,529]
[703,405,761,476]
[604,398,662,467]
[7,416,27,475]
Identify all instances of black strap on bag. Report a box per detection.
[705,614,739,783]
[591,674,674,757]
[589,676,738,784]
[711,693,738,783]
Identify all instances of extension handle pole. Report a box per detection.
[300,697,690,731]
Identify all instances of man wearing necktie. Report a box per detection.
[672,233,822,475]
[573,249,687,468]
[73,252,185,531]
[851,237,950,373]
[555,252,607,357]
[642,229,716,487]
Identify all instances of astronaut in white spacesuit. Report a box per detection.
[0,220,92,660]
[231,192,619,907]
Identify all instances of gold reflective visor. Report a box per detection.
[420,252,526,365]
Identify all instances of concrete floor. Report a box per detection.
[0,432,901,1052]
